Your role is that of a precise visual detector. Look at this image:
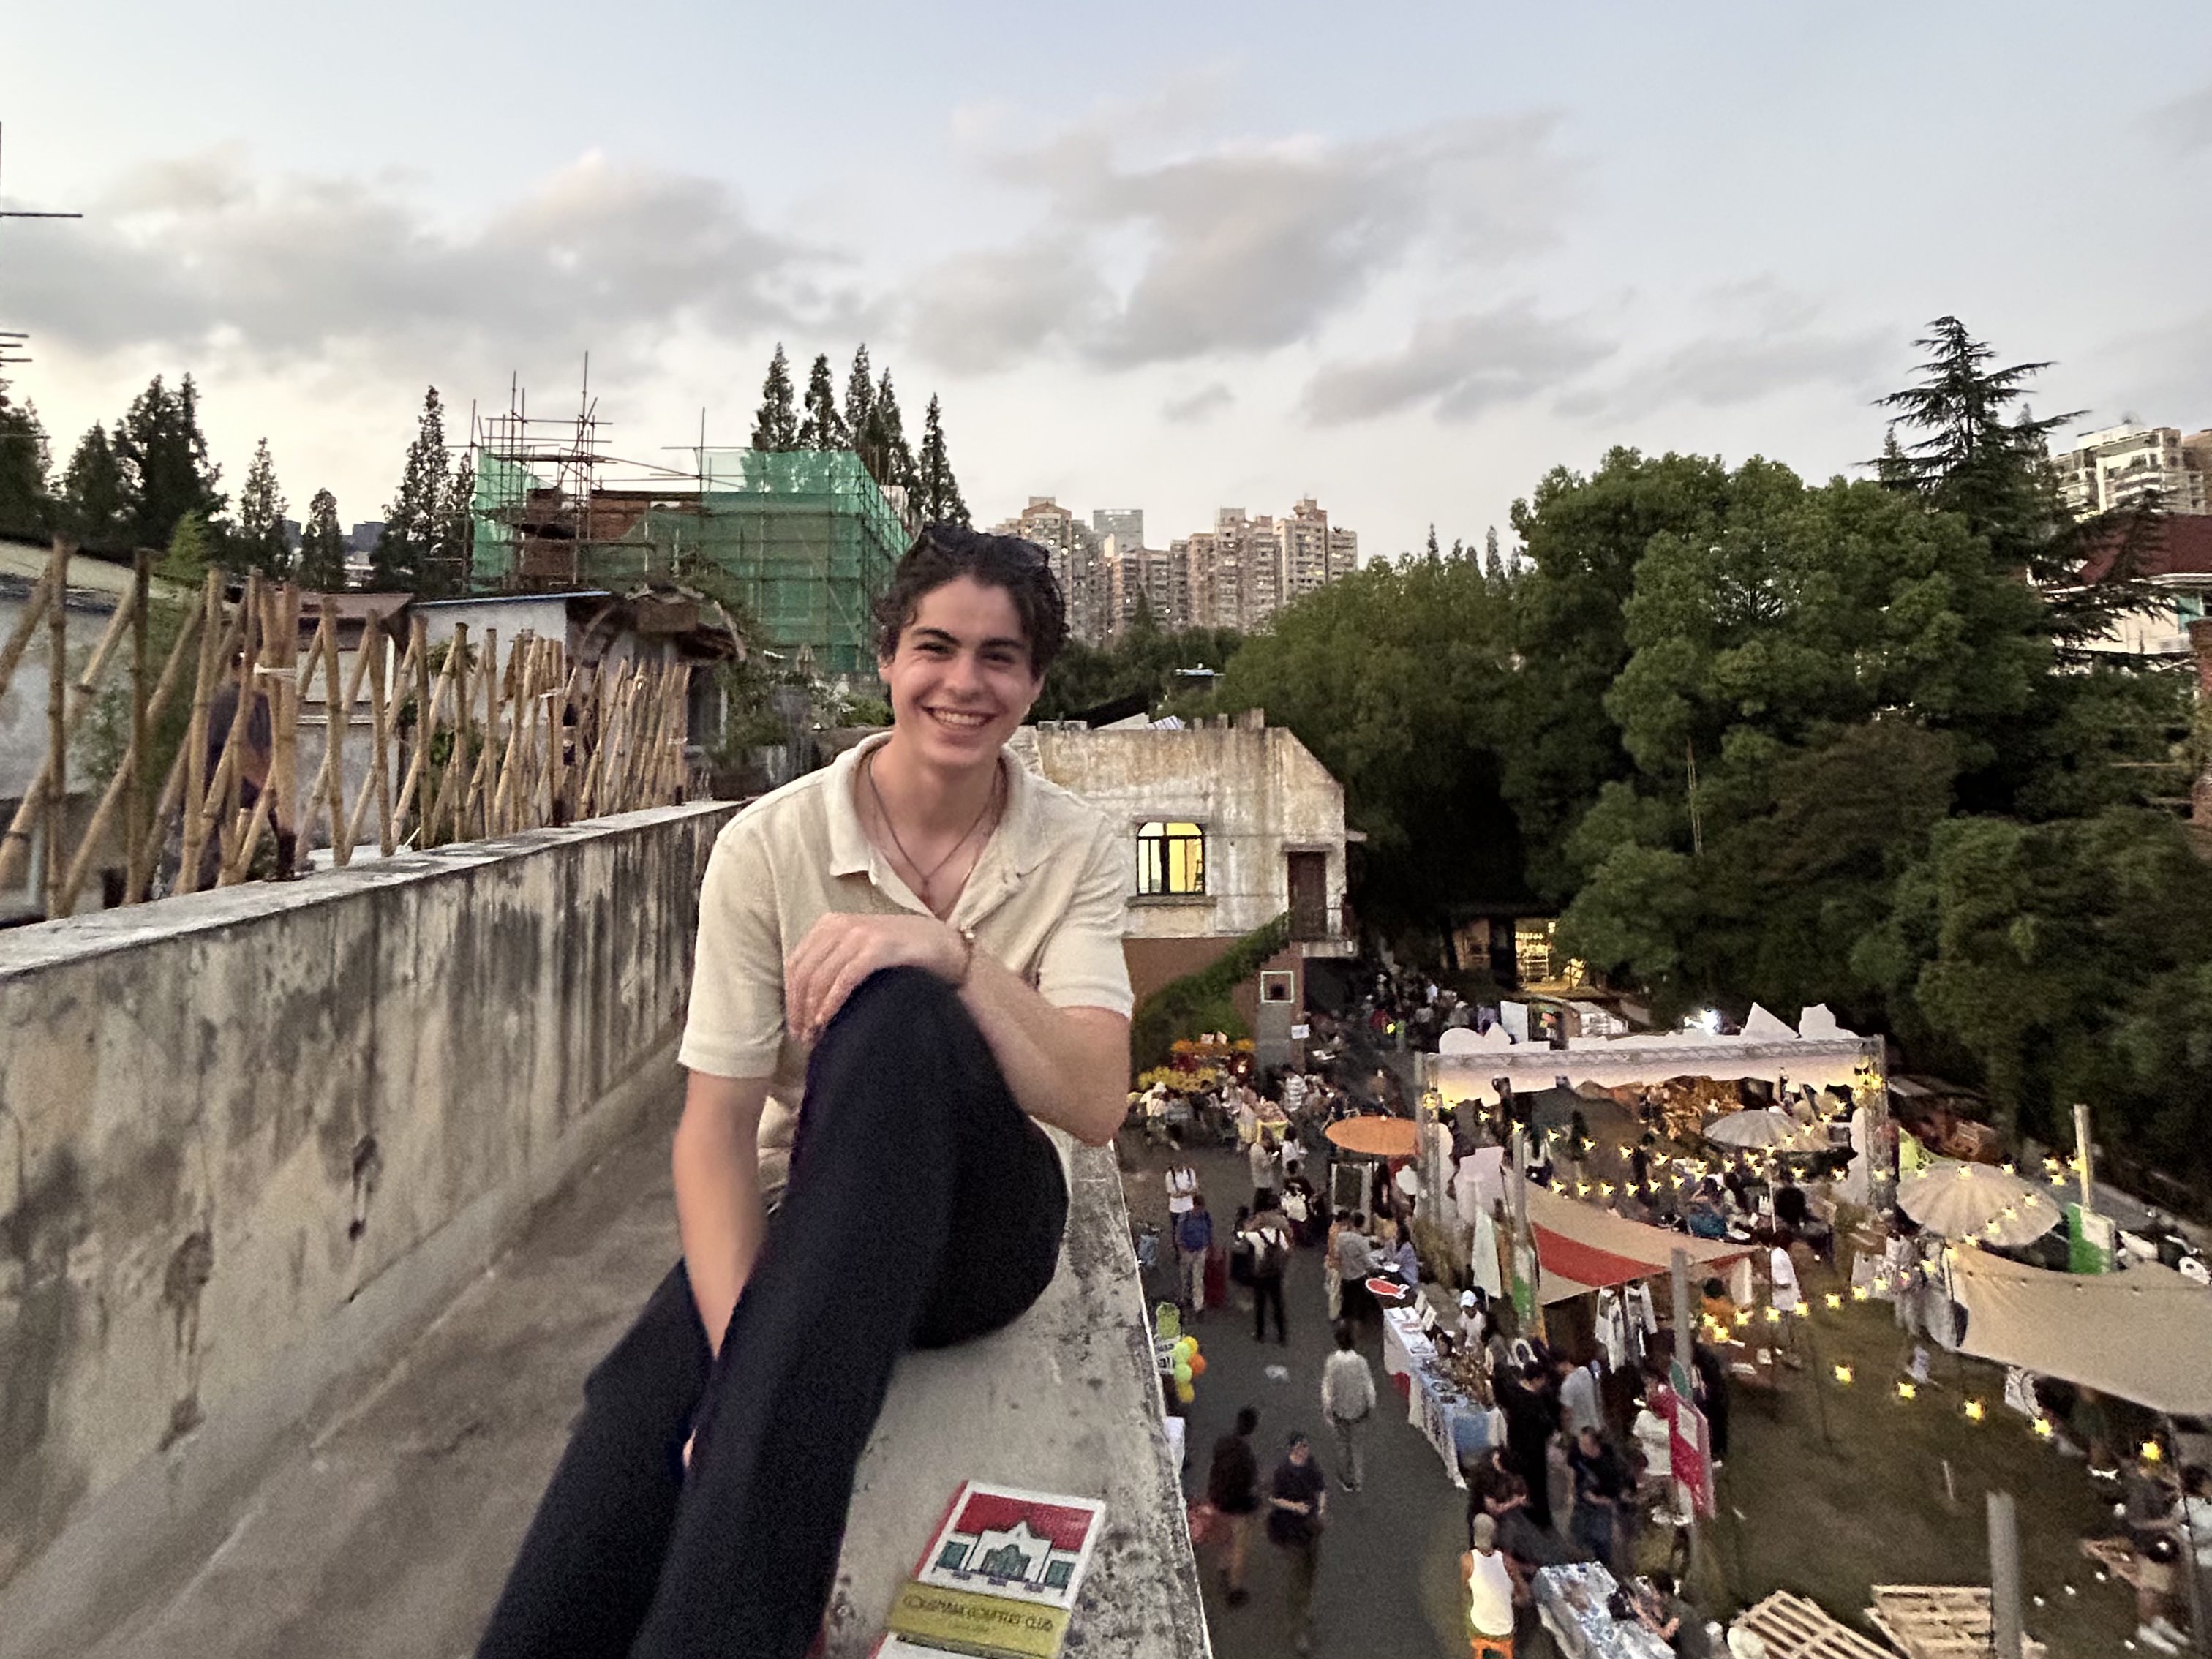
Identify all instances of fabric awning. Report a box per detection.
[1524,1185,1756,1305]
[1949,1248,2212,1416]
[1324,1116,1418,1158]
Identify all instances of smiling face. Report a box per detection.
[879,576,1043,772]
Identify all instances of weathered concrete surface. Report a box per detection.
[0,802,735,1657]
[72,1099,1206,1659]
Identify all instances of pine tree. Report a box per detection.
[844,345,879,475]
[436,453,475,592]
[0,381,51,541]
[750,344,800,451]
[235,437,290,575]
[914,395,969,527]
[1426,524,1440,561]
[158,511,215,585]
[59,424,128,549]
[113,373,225,551]
[797,352,847,451]
[873,370,916,492]
[371,386,451,595]
[297,488,350,590]
[1483,524,1505,585]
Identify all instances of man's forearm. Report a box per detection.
[672,1081,769,1355]
[957,949,1127,1145]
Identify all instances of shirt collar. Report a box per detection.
[824,729,1053,881]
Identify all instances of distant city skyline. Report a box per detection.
[4,5,2209,561]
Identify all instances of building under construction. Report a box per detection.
[467,386,914,677]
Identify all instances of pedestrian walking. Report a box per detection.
[1248,1132,1276,1200]
[1243,1201,1292,1344]
[1464,1513,1517,1658]
[1204,1406,1263,1606]
[1267,1433,1328,1655]
[1175,1194,1214,1315]
[1320,1322,1377,1491]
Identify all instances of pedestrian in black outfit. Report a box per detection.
[1243,1199,1292,1344]
[1268,1433,1329,1655]
[1205,1406,1263,1606]
[1498,1361,1562,1531]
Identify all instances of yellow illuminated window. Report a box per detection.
[1137,821,1205,895]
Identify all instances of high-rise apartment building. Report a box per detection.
[2053,424,2212,518]
[1093,508,1143,549]
[991,494,1359,643]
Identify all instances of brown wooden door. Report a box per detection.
[1287,851,1328,940]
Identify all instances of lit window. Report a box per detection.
[1137,821,1205,895]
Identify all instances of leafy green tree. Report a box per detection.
[113,373,225,551]
[914,395,969,526]
[371,387,454,596]
[1034,624,1246,721]
[750,344,800,451]
[158,511,216,585]
[1859,808,2212,1180]
[0,383,51,540]
[297,488,350,590]
[797,352,847,451]
[1500,448,1739,903]
[438,452,475,590]
[58,424,128,549]
[1211,554,1528,939]
[233,437,290,574]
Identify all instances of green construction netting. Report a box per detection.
[470,448,909,676]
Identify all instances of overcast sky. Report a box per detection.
[4,4,2209,560]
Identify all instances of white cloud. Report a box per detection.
[1299,302,1615,425]
[7,150,834,371]
[903,113,1579,372]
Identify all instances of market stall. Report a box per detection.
[1947,1249,2212,1416]
[1380,1304,1495,1487]
[1534,1562,1671,1659]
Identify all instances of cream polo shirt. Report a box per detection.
[677,731,1134,1205]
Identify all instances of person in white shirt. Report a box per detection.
[1249,1132,1276,1199]
[1462,1513,1516,1656]
[1320,1322,1378,1491]
[1165,1162,1197,1274]
[1557,1358,1603,1440]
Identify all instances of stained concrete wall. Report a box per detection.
[0,802,735,1644]
[1034,721,1349,942]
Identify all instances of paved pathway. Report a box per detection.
[1126,1140,1521,1659]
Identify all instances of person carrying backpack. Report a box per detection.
[1243,1200,1292,1344]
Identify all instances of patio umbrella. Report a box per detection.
[1897,1159,2064,1249]
[1704,1107,1809,1151]
[1324,1115,1418,1159]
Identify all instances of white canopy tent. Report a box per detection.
[1949,1249,2212,1416]
[1432,1006,1882,1102]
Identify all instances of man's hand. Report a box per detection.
[783,911,964,1044]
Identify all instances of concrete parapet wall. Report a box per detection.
[0,802,736,1644]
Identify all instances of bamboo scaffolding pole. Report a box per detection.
[56,594,210,914]
[211,572,266,882]
[580,666,622,819]
[491,632,533,835]
[349,615,409,858]
[146,586,245,896]
[177,570,226,895]
[42,541,69,917]
[289,605,344,856]
[0,562,56,706]
[320,603,352,862]
[390,621,457,849]
[552,659,582,825]
[424,625,471,849]
[462,627,497,838]
[271,584,302,876]
[221,582,311,887]
[126,553,151,901]
[535,639,562,825]
[0,550,137,892]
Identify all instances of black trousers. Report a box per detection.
[1252,1274,1287,1342]
[477,968,1070,1659]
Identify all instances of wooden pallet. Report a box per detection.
[2080,1535,2148,1590]
[1733,1591,1898,1659]
[1865,1586,2046,1659]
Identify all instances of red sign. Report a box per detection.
[1669,1395,1715,1519]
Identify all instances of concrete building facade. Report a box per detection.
[1027,714,1356,1052]
[2054,423,2212,519]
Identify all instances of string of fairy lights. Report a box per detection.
[1429,1092,2172,1458]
